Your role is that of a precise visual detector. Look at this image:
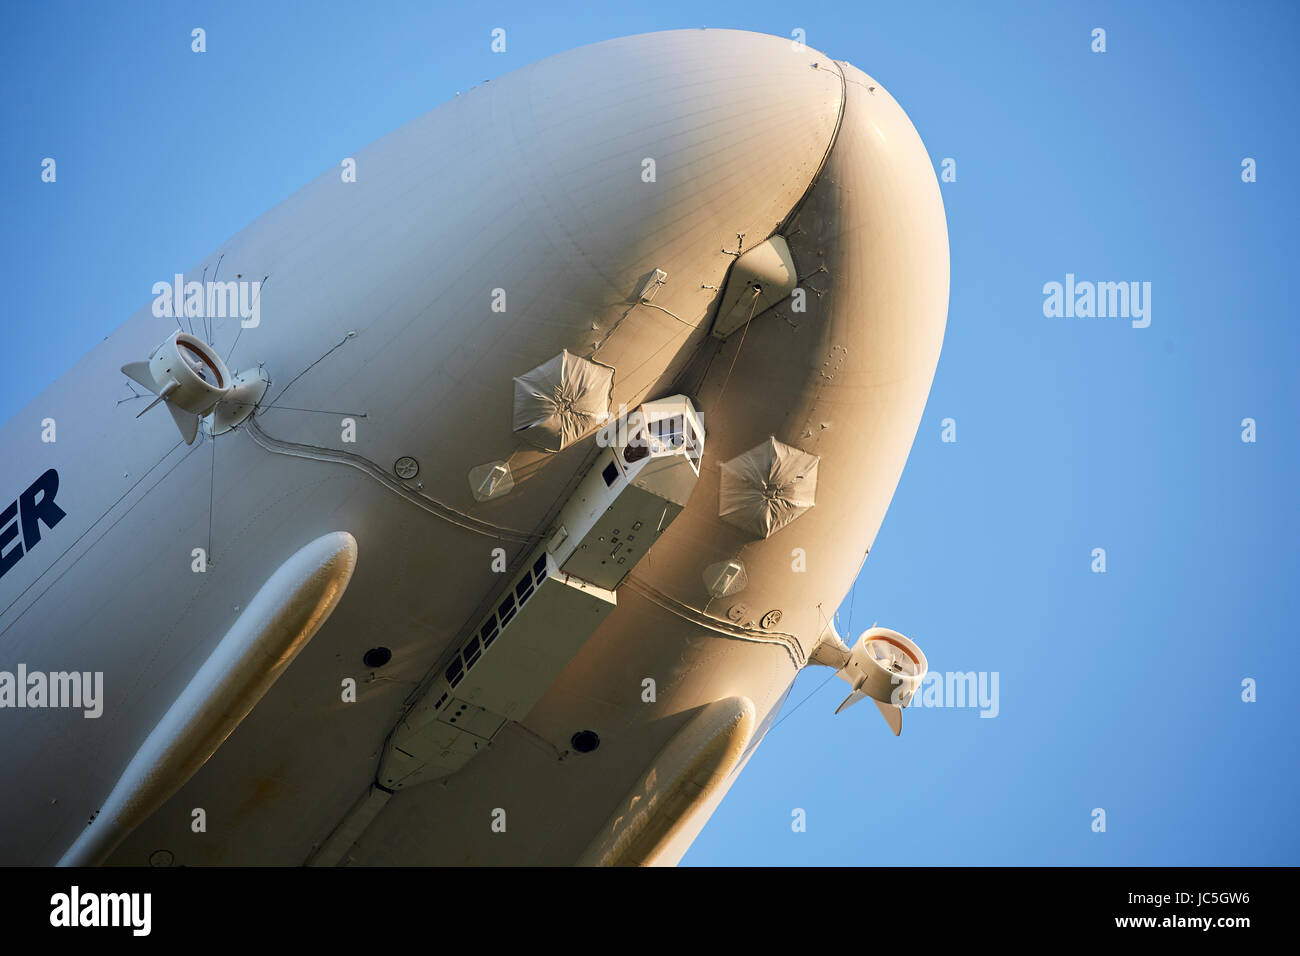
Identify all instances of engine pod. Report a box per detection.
[146,331,230,415]
[834,626,928,714]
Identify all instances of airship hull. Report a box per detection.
[0,29,946,866]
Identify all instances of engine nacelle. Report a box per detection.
[143,331,230,413]
[834,627,927,735]
[122,331,266,444]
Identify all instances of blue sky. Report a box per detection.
[3,1,1296,865]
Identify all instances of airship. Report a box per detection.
[0,27,948,866]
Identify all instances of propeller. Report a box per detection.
[122,330,267,443]
[832,627,927,735]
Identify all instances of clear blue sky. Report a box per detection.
[2,1,1295,865]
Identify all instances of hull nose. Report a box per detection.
[484,28,846,290]
[636,57,950,660]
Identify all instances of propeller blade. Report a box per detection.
[874,699,903,736]
[121,361,158,394]
[834,689,868,715]
[166,402,200,444]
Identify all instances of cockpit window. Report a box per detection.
[685,417,702,468]
[650,414,685,452]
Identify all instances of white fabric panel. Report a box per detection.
[511,350,614,451]
[718,436,820,538]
